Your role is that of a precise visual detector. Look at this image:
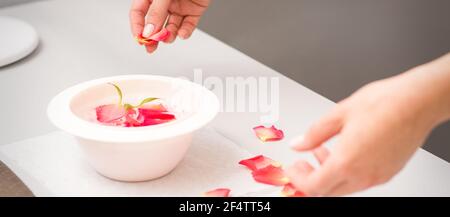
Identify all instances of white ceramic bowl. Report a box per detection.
[47,75,219,182]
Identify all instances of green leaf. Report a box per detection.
[123,98,157,109]
[106,83,158,109]
[108,83,123,105]
[123,103,133,110]
[134,97,159,108]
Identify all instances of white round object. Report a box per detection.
[0,16,39,67]
[47,75,220,181]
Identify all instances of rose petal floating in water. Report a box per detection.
[137,108,176,126]
[140,103,168,112]
[140,117,172,126]
[204,188,231,197]
[239,155,282,171]
[124,109,144,127]
[251,165,290,186]
[253,125,284,142]
[281,183,306,197]
[138,108,175,120]
[95,104,126,123]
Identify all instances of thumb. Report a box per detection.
[142,0,171,38]
[291,106,345,151]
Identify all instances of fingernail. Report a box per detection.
[289,134,305,149]
[178,30,188,40]
[142,24,154,38]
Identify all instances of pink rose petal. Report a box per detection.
[138,108,175,120]
[239,155,282,171]
[251,165,290,186]
[135,29,170,45]
[253,125,284,142]
[137,107,175,126]
[95,104,126,123]
[149,28,170,41]
[124,109,144,127]
[140,118,172,126]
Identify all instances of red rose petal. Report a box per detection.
[149,28,170,41]
[95,104,126,123]
[251,165,290,186]
[124,109,144,127]
[139,108,175,126]
[138,108,175,120]
[137,107,175,126]
[135,29,170,45]
[281,183,306,197]
[142,113,175,120]
[239,155,282,171]
[204,188,231,197]
[135,34,152,45]
[253,125,284,142]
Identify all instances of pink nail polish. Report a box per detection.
[142,24,154,38]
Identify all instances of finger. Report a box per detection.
[285,160,314,195]
[178,15,200,39]
[145,42,159,54]
[325,181,360,196]
[143,0,171,38]
[323,132,376,196]
[287,158,343,197]
[285,160,314,194]
[130,0,151,37]
[291,106,345,151]
[293,160,315,173]
[313,146,330,165]
[164,14,183,43]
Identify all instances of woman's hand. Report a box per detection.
[130,0,210,53]
[287,53,450,196]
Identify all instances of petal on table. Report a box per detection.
[204,188,231,197]
[253,125,284,142]
[95,104,126,123]
[281,183,306,197]
[239,155,282,171]
[251,165,290,186]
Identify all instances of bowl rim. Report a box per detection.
[47,74,219,143]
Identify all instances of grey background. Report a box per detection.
[1,0,449,161]
[0,0,37,7]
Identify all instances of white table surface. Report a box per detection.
[0,0,449,196]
